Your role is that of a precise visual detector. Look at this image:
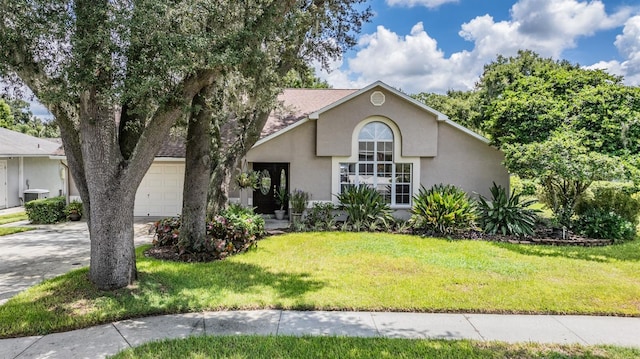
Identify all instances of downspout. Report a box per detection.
[60,161,69,203]
[18,157,24,205]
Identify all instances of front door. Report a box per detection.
[252,163,289,215]
[0,160,7,209]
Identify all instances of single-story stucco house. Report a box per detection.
[1,81,508,218]
[235,81,509,217]
[0,127,65,209]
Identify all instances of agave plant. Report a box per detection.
[477,182,539,236]
[410,184,477,235]
[336,185,393,231]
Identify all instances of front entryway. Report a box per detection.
[252,163,289,215]
[0,160,7,209]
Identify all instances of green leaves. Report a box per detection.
[336,185,393,231]
[477,183,538,237]
[410,184,477,235]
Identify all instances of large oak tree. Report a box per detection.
[0,0,366,289]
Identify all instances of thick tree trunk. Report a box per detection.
[88,189,137,289]
[179,89,212,251]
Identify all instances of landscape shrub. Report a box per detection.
[152,216,182,247]
[410,184,477,235]
[576,186,640,226]
[290,189,311,214]
[335,185,393,232]
[509,175,537,196]
[575,208,635,242]
[302,202,337,231]
[151,205,265,260]
[478,182,539,236]
[24,196,66,224]
[574,185,640,241]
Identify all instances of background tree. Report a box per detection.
[412,50,640,226]
[0,99,12,128]
[0,98,59,137]
[282,65,330,89]
[504,129,624,227]
[411,90,482,134]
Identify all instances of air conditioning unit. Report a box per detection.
[24,189,50,202]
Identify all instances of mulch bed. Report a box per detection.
[445,227,613,247]
[145,226,614,262]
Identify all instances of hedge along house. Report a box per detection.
[238,81,509,217]
[0,127,65,209]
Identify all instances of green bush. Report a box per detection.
[509,175,538,196]
[576,186,640,226]
[575,208,635,242]
[302,202,337,231]
[152,216,182,247]
[410,184,477,235]
[24,196,66,224]
[574,185,640,241]
[478,183,539,236]
[64,200,83,219]
[151,205,265,260]
[335,185,393,232]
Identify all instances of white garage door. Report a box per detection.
[134,163,184,217]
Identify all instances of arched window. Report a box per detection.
[340,121,412,206]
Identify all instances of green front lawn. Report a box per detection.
[1,232,639,337]
[111,336,640,359]
[0,211,28,225]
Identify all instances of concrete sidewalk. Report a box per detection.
[1,310,639,358]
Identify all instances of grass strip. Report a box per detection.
[110,336,640,359]
[0,227,33,236]
[0,211,28,225]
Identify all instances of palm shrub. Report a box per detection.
[336,185,393,231]
[477,182,539,236]
[410,184,477,235]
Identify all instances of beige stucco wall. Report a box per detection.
[316,88,439,157]
[246,121,333,201]
[420,122,509,199]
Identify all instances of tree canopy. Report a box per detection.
[0,0,370,290]
[413,50,640,225]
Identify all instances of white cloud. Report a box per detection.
[319,0,636,94]
[386,0,458,9]
[587,15,640,85]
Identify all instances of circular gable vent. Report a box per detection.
[370,91,385,106]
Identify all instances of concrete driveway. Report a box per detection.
[0,219,155,304]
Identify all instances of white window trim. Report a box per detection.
[331,116,420,209]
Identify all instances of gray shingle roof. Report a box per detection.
[0,127,61,156]
[261,88,357,138]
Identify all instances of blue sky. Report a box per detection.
[317,0,640,94]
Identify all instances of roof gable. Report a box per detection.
[255,81,489,149]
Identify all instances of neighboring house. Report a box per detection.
[0,127,64,209]
[238,81,509,217]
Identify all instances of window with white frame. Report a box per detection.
[339,121,412,206]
